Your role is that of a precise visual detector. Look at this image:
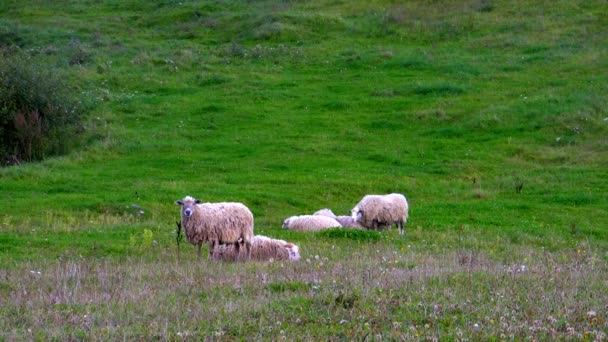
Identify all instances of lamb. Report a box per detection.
[282,215,342,232]
[313,208,364,229]
[351,193,409,235]
[175,196,254,260]
[211,235,300,262]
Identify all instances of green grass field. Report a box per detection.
[1,0,607,339]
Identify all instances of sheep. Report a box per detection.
[211,235,300,262]
[313,208,364,229]
[282,215,342,232]
[313,208,337,219]
[335,216,365,229]
[175,196,254,260]
[351,193,409,235]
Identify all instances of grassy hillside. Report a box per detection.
[1,0,607,339]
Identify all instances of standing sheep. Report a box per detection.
[351,193,409,235]
[313,208,364,229]
[211,235,300,262]
[282,215,342,232]
[175,196,254,260]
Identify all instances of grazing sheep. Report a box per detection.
[211,235,300,262]
[175,196,254,260]
[282,215,342,232]
[351,193,409,235]
[335,216,365,229]
[314,208,364,229]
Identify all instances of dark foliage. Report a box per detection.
[0,51,87,165]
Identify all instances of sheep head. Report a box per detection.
[286,243,300,261]
[175,196,201,218]
[350,206,362,221]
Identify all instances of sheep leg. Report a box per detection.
[196,243,202,260]
[245,241,252,261]
[398,221,405,236]
[234,241,241,262]
[208,241,216,259]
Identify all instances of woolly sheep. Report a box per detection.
[313,208,337,219]
[211,235,300,262]
[282,215,342,232]
[351,193,409,235]
[175,196,254,260]
[313,208,364,229]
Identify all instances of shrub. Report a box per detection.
[0,51,87,165]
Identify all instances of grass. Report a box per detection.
[1,0,608,339]
[2,231,606,340]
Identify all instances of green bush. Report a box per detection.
[0,51,87,165]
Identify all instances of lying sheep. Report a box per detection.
[282,215,342,232]
[211,235,300,262]
[351,193,409,235]
[313,208,364,229]
[313,208,337,219]
[175,196,254,260]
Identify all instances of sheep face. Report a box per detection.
[175,196,201,218]
[350,206,362,220]
[286,244,300,261]
[281,218,291,229]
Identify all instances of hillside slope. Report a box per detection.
[1,0,608,340]
[1,0,606,232]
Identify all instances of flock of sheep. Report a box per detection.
[175,193,409,262]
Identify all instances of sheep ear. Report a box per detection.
[175,200,183,206]
[195,199,201,204]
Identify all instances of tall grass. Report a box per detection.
[1,231,606,340]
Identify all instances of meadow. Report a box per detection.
[1,0,607,340]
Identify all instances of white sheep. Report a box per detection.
[351,193,409,235]
[282,215,342,232]
[313,208,364,229]
[313,208,337,219]
[211,235,300,262]
[175,196,254,260]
